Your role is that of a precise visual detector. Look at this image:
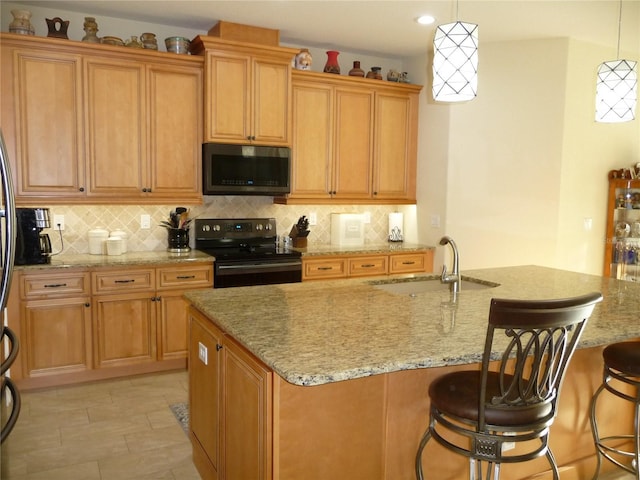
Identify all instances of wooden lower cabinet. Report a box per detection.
[13,261,213,389]
[190,307,273,480]
[303,250,433,281]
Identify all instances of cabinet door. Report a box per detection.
[223,338,273,480]
[205,51,251,143]
[190,309,222,479]
[93,293,156,367]
[373,92,418,201]
[333,88,374,199]
[147,63,202,199]
[157,292,188,360]
[289,81,333,199]
[85,58,147,196]
[252,56,291,145]
[11,48,85,197]
[21,297,92,376]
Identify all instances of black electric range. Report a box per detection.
[194,218,302,288]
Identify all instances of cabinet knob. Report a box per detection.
[79,187,85,192]
[216,344,223,351]
[84,302,90,307]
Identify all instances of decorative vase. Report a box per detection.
[294,48,312,70]
[387,69,400,82]
[348,61,365,77]
[9,10,35,35]
[46,17,70,39]
[323,50,340,74]
[125,35,144,48]
[82,17,100,43]
[167,228,190,252]
[366,66,383,80]
[141,32,158,50]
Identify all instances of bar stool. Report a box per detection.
[590,340,640,480]
[415,292,603,480]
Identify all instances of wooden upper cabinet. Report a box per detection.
[0,34,203,204]
[147,63,202,198]
[191,36,298,146]
[373,91,418,201]
[333,87,374,199]
[85,58,147,196]
[277,71,422,205]
[5,47,85,197]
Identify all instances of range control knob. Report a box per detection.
[213,224,221,232]
[265,223,273,231]
[256,223,263,231]
[202,225,210,232]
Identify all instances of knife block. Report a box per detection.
[289,225,309,248]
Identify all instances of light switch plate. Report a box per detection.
[198,342,208,365]
[140,214,151,229]
[53,214,65,231]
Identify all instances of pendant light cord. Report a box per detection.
[616,0,622,59]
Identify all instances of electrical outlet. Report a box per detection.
[53,214,65,231]
[363,211,371,224]
[140,214,151,229]
[430,214,441,228]
[198,342,208,365]
[309,212,317,226]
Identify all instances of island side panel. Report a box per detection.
[273,344,633,480]
[273,374,387,479]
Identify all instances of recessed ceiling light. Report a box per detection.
[416,15,435,25]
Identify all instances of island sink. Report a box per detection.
[370,275,499,295]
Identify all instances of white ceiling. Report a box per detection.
[11,0,640,57]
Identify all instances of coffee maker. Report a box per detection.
[16,208,52,265]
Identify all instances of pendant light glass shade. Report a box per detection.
[432,21,478,102]
[595,59,637,123]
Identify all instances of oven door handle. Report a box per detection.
[217,261,301,271]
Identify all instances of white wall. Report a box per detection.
[414,37,639,275]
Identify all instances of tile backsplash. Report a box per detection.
[39,197,415,254]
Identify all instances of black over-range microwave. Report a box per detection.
[202,143,291,196]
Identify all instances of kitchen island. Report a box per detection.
[184,266,640,480]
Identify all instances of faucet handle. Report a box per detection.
[441,265,448,281]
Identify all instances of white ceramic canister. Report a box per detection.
[106,236,123,256]
[110,230,128,253]
[88,228,109,255]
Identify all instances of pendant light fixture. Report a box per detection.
[432,1,478,102]
[595,0,637,123]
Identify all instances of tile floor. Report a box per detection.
[1,370,199,480]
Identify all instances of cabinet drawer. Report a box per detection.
[157,264,213,290]
[21,271,90,299]
[92,269,155,294]
[348,256,388,277]
[303,258,347,280]
[389,253,428,274]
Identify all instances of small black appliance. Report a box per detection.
[15,208,52,265]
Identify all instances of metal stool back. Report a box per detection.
[416,292,603,480]
[590,340,640,480]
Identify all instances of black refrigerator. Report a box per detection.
[0,129,21,456]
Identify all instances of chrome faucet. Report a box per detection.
[439,236,460,294]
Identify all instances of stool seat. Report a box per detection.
[603,341,640,376]
[429,371,554,426]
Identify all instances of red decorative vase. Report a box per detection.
[324,50,340,74]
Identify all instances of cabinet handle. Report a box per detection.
[44,283,67,288]
[216,344,223,351]
[84,302,90,307]
[373,192,378,195]
[361,264,376,268]
[318,266,333,271]
[176,275,196,279]
[114,279,135,284]
[402,261,416,265]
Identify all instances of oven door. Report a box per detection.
[214,257,302,288]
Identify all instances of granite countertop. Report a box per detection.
[296,242,434,256]
[14,250,214,271]
[184,265,640,387]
